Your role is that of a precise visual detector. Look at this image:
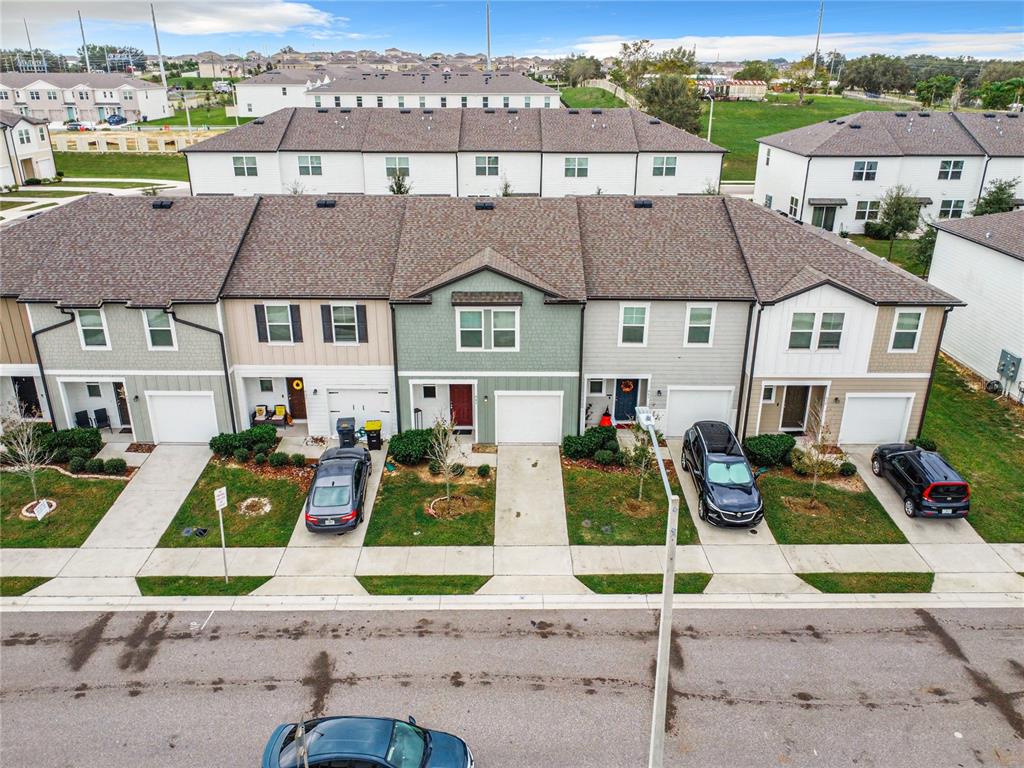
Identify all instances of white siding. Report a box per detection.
[361,153,457,196]
[186,152,280,195]
[234,83,310,117]
[279,152,365,194]
[634,152,722,195]
[457,152,541,196]
[982,157,1024,199]
[307,93,559,109]
[541,153,637,196]
[752,145,809,215]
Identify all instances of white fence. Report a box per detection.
[580,79,642,109]
[51,129,226,154]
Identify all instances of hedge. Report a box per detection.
[743,433,796,467]
[563,425,618,460]
[209,423,279,457]
[388,428,432,464]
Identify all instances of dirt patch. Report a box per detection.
[775,466,866,493]
[623,498,658,519]
[237,496,272,518]
[781,495,835,519]
[427,493,485,520]
[67,613,114,672]
[405,463,493,486]
[471,443,498,454]
[126,443,156,453]
[215,456,313,488]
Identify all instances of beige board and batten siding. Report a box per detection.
[867,305,944,374]
[0,298,35,365]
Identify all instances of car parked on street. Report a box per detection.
[871,443,970,518]
[303,446,371,533]
[105,114,127,126]
[263,715,474,768]
[682,420,764,527]
[63,121,95,131]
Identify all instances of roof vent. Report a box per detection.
[850,123,861,129]
[836,120,845,125]
[151,200,173,209]
[474,201,495,210]
[508,108,518,114]
[316,108,328,113]
[1007,113,1020,118]
[633,198,653,209]
[983,112,996,118]
[423,109,434,114]
[484,108,495,114]
[339,108,351,113]
[591,108,602,114]
[316,199,336,208]
[827,118,836,123]
[918,111,930,117]
[648,118,661,125]
[568,109,579,114]
[399,109,411,114]
[252,119,264,125]
[895,112,907,117]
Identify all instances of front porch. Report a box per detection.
[58,379,134,441]
[583,376,650,428]
[755,381,830,440]
[409,380,477,438]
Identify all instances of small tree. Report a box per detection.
[287,180,306,195]
[1,406,55,506]
[388,173,411,195]
[427,415,458,504]
[805,400,834,508]
[640,73,700,134]
[878,184,920,259]
[914,225,937,276]
[972,177,1020,216]
[789,61,818,105]
[500,177,513,197]
[625,424,655,502]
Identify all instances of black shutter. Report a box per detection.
[290,304,303,342]
[356,304,368,343]
[254,304,268,343]
[321,305,334,343]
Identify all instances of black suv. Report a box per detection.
[682,420,763,527]
[303,447,371,533]
[871,444,970,518]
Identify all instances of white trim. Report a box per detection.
[75,308,111,351]
[612,375,650,424]
[329,302,360,347]
[262,302,295,346]
[761,384,775,403]
[755,372,931,380]
[837,392,915,445]
[409,378,477,442]
[780,384,812,431]
[0,363,41,377]
[490,307,520,353]
[586,378,605,396]
[683,302,716,348]
[141,308,178,352]
[46,370,224,378]
[664,384,736,434]
[617,302,649,347]
[455,308,485,352]
[144,390,217,444]
[493,389,564,445]
[231,364,393,374]
[888,308,924,354]
[399,370,579,377]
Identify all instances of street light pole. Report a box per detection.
[706,94,715,145]
[636,406,680,768]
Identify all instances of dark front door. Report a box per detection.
[287,378,307,419]
[12,377,40,417]
[614,379,640,421]
[113,382,132,428]
[449,384,473,429]
[781,386,809,431]
[812,206,837,231]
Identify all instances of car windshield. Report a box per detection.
[386,721,427,768]
[312,484,350,508]
[707,459,753,486]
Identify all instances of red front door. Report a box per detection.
[449,384,474,429]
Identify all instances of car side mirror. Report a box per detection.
[408,715,417,726]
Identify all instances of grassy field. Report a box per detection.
[577,573,711,594]
[140,107,253,127]
[0,577,51,596]
[920,358,1024,542]
[0,189,86,199]
[356,575,491,595]
[849,234,928,277]
[560,87,627,109]
[0,200,29,210]
[166,76,240,89]
[60,180,163,189]
[136,576,271,596]
[54,151,188,181]
[798,572,935,593]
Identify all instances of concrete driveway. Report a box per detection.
[494,445,569,546]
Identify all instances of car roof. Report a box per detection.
[693,420,739,452]
[307,716,393,759]
[917,451,965,483]
[315,460,355,480]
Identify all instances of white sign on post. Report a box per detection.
[33,500,50,521]
[213,486,229,583]
[214,486,228,511]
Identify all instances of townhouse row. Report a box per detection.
[1,110,55,185]
[184,107,724,197]
[0,72,171,124]
[0,194,961,449]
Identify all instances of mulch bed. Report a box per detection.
[768,466,866,493]
[562,456,680,484]
[126,443,156,453]
[400,462,493,486]
[216,457,314,488]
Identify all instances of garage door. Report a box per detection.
[839,395,913,444]
[327,388,392,436]
[664,388,733,436]
[147,392,219,444]
[494,392,562,444]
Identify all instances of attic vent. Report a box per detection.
[895,112,907,117]
[591,108,602,114]
[316,199,336,208]
[508,108,518,114]
[484,108,495,114]
[474,201,495,210]
[1008,113,1020,118]
[399,109,411,114]
[316,108,328,113]
[633,198,653,209]
[151,200,173,209]
[252,119,265,125]
[568,109,579,114]
[918,111,930,117]
[849,123,861,129]
[836,120,845,125]
[983,112,996,118]
[648,118,661,125]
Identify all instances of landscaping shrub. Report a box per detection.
[839,461,857,477]
[388,428,432,464]
[253,452,266,465]
[791,448,838,477]
[84,458,105,474]
[593,449,616,465]
[863,220,889,239]
[790,448,809,476]
[68,457,86,473]
[911,436,938,451]
[210,432,242,457]
[451,463,466,477]
[104,458,128,475]
[561,434,589,459]
[68,446,94,462]
[291,453,306,467]
[743,433,796,467]
[428,459,443,475]
[41,427,102,459]
[268,452,289,468]
[604,439,620,453]
[477,463,491,478]
[240,424,277,451]
[209,424,279,457]
[252,441,276,456]
[24,177,42,185]
[233,448,250,463]
[563,426,619,460]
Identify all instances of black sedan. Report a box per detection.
[303,447,371,533]
[871,443,970,518]
[262,716,473,768]
[682,420,763,527]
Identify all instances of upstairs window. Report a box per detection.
[16,129,30,145]
[788,196,799,217]
[503,96,510,108]
[482,96,489,108]
[264,305,294,343]
[440,96,447,107]
[764,194,773,208]
[0,91,8,100]
[788,312,845,350]
[653,156,677,177]
[619,304,648,345]
[855,200,880,220]
[685,304,715,346]
[765,148,771,166]
[281,87,287,96]
[524,96,531,108]
[232,156,257,176]
[28,90,40,100]
[852,160,877,181]
[143,309,176,349]
[419,96,426,108]
[890,310,922,352]
[492,309,518,349]
[331,304,357,343]
[397,96,405,108]
[939,199,964,219]
[376,95,383,107]
[457,310,483,349]
[313,95,321,107]
[544,96,551,108]
[355,96,362,107]
[77,309,109,349]
[46,90,57,100]
[461,96,468,108]
[938,160,963,180]
[298,155,322,176]
[385,156,409,177]
[564,157,588,178]
[475,156,499,176]
[38,127,46,142]
[817,312,845,349]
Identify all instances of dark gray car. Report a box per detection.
[303,447,371,533]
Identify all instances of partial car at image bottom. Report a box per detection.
[263,715,474,768]
[303,447,371,533]
[871,443,971,518]
[682,420,764,527]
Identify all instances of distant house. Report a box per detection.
[0,110,54,185]
[0,72,171,124]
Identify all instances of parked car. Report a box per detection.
[64,121,94,131]
[871,444,970,518]
[303,446,371,533]
[105,114,127,126]
[682,420,764,527]
[262,715,474,768]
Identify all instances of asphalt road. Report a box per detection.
[1,608,1022,767]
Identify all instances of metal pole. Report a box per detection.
[218,506,229,583]
[78,12,93,72]
[233,83,240,126]
[23,19,38,73]
[707,95,714,144]
[151,3,167,89]
[636,407,680,768]
[485,0,492,71]
[184,97,193,135]
[812,0,824,71]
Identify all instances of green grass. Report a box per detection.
[54,151,188,181]
[59,180,161,189]
[701,94,901,181]
[848,234,928,277]
[140,106,253,127]
[356,575,491,595]
[363,468,495,546]
[0,189,86,199]
[798,572,935,593]
[920,358,1024,542]
[136,575,271,596]
[563,464,698,545]
[560,87,627,109]
[0,470,126,548]
[758,472,906,545]
[166,76,240,89]
[577,573,711,594]
[0,200,29,210]
[0,577,51,596]
[157,461,308,548]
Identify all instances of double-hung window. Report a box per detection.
[331,304,357,343]
[482,96,489,108]
[684,305,715,346]
[475,156,499,176]
[619,304,648,346]
[503,96,510,108]
[461,96,468,108]
[544,96,551,108]
[788,312,815,349]
[419,96,426,108]
[314,95,322,108]
[265,305,294,343]
[77,309,109,349]
[492,310,518,350]
[298,155,322,176]
[817,312,845,349]
[765,148,771,166]
[385,156,409,178]
[938,160,963,180]
[939,199,964,219]
[457,310,483,349]
[376,96,384,107]
[852,160,877,181]
[564,157,588,178]
[46,90,57,100]
[788,311,845,350]
[16,129,29,145]
[232,156,257,176]
[788,196,799,217]
[281,87,287,96]
[440,96,447,107]
[653,156,676,176]
[764,194,773,208]
[28,90,40,101]
[889,310,922,352]
[38,127,46,142]
[397,96,405,108]
[355,96,362,107]
[143,309,176,349]
[855,201,880,220]
[524,96,531,108]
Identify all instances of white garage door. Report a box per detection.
[839,395,913,445]
[494,391,562,444]
[327,388,392,436]
[664,388,733,436]
[147,392,219,444]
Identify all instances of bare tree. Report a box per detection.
[1,405,55,505]
[805,399,834,507]
[427,414,458,503]
[625,423,655,501]
[388,174,411,195]
[287,180,306,195]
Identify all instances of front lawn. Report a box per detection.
[363,467,495,546]
[54,151,188,181]
[0,200,29,210]
[758,472,906,545]
[563,463,698,545]
[0,470,125,548]
[0,189,86,199]
[0,577,51,596]
[356,575,491,595]
[157,461,309,548]
[140,107,254,127]
[920,358,1024,542]
[577,573,711,594]
[60,180,164,189]
[136,575,271,596]
[848,234,928,277]
[798,572,934,593]
[560,87,627,109]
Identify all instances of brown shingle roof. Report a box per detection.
[0,109,46,128]
[6,196,259,307]
[360,108,462,152]
[0,72,163,90]
[458,108,542,151]
[309,69,557,95]
[539,108,638,153]
[933,209,1024,262]
[951,112,1024,157]
[629,110,726,153]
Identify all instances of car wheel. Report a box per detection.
[697,495,708,521]
[871,458,882,476]
[903,498,917,518]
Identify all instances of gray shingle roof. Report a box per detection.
[951,112,1024,157]
[309,69,557,95]
[0,109,46,128]
[933,209,1024,262]
[0,72,162,90]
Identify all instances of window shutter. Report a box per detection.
[321,304,334,343]
[289,304,303,342]
[356,304,368,343]
[254,304,268,343]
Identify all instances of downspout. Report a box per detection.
[632,153,638,195]
[740,304,763,441]
[165,307,237,433]
[30,307,77,431]
[975,156,991,206]
[798,157,811,221]
[734,301,755,435]
[916,306,952,439]
[576,303,586,435]
[390,303,402,433]
[539,151,543,197]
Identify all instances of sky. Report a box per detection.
[1,0,1021,61]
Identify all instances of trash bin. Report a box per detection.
[337,417,356,448]
[365,419,383,451]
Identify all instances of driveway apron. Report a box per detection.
[494,445,569,546]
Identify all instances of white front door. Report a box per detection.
[327,388,392,436]
[663,387,734,436]
[146,392,218,443]
[494,391,563,444]
[838,394,914,445]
